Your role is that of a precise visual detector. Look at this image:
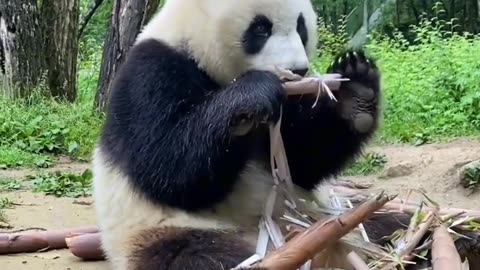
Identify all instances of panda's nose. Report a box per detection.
[291,68,309,77]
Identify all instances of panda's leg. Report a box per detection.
[127,227,268,270]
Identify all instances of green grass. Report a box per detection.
[343,152,388,176]
[0,178,23,191]
[0,170,92,198]
[0,0,107,169]
[0,197,14,223]
[29,169,93,198]
[461,163,480,191]
[367,18,480,144]
[0,94,102,168]
[0,146,55,169]
[0,198,14,209]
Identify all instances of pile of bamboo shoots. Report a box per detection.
[1,73,479,270]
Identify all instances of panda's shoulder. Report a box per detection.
[111,39,218,111]
[124,39,189,71]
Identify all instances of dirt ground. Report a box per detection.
[1,138,479,270]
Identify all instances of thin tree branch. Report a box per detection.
[78,0,104,40]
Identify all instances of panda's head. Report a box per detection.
[137,0,318,85]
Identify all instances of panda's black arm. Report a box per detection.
[280,51,380,190]
[100,39,284,212]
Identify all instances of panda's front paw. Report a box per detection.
[327,50,381,134]
[231,71,285,136]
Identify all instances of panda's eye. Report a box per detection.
[242,15,273,55]
[247,15,273,38]
[253,24,270,36]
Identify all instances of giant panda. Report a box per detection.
[91,0,398,269]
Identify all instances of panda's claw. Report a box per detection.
[328,49,379,89]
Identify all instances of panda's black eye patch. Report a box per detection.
[297,13,308,46]
[242,15,273,55]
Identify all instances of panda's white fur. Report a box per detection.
[92,0,386,269]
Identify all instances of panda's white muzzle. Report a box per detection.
[248,33,310,77]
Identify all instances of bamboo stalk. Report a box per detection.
[347,251,371,270]
[66,232,104,260]
[0,227,98,254]
[283,75,345,96]
[431,225,462,270]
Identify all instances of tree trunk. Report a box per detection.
[0,0,46,98]
[42,0,80,102]
[466,0,478,34]
[94,0,161,112]
[478,0,480,18]
[477,0,480,33]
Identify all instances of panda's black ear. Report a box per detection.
[296,13,308,46]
